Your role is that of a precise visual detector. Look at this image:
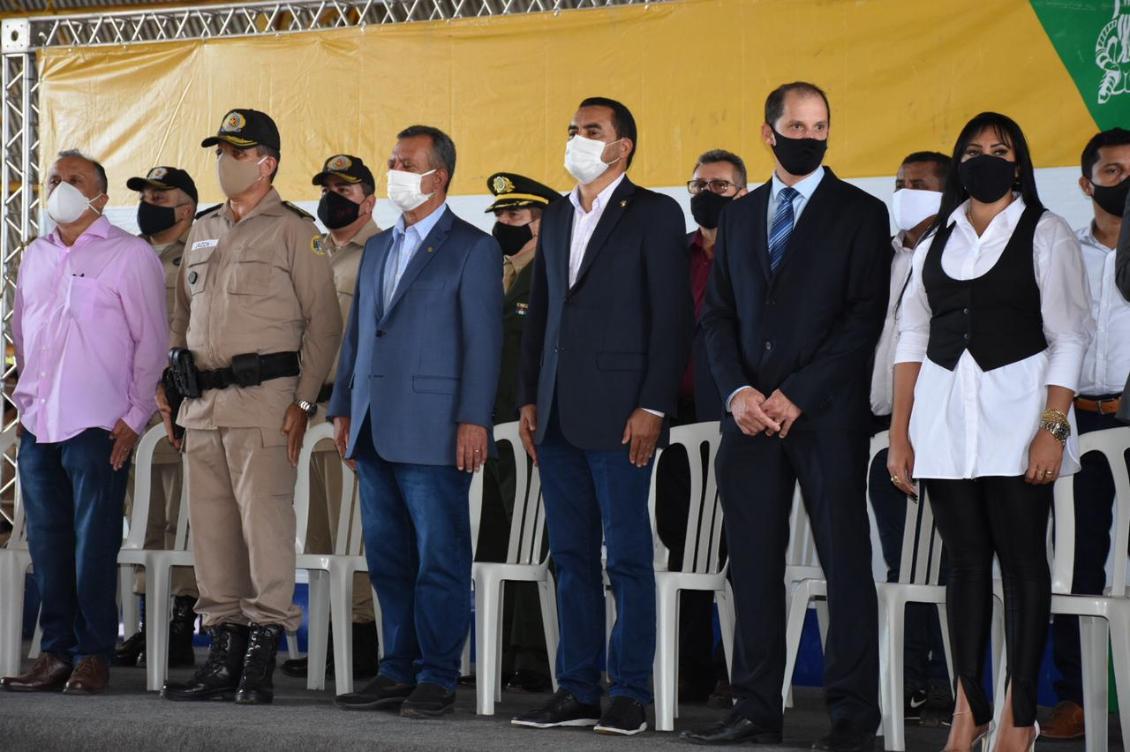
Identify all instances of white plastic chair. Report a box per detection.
[781,489,830,711]
[0,469,30,677]
[650,421,735,732]
[990,426,1130,752]
[472,421,559,716]
[872,430,955,751]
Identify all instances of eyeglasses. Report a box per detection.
[687,179,740,196]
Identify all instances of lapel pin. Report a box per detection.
[427,246,435,253]
[619,200,628,208]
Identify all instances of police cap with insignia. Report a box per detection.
[201,108,281,151]
[125,166,199,203]
[312,154,375,189]
[484,172,560,213]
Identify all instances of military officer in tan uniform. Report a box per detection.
[280,154,381,681]
[159,109,341,705]
[115,166,201,670]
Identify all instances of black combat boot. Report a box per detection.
[234,623,283,705]
[161,623,249,701]
[113,596,145,667]
[167,596,198,668]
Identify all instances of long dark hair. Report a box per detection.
[931,112,1043,236]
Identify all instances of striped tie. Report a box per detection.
[769,186,798,273]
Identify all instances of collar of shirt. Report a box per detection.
[504,241,537,276]
[219,187,287,225]
[569,172,626,217]
[770,165,825,203]
[327,219,380,255]
[948,193,1025,241]
[1077,221,1115,253]
[892,231,917,255]
[393,203,447,248]
[47,214,112,250]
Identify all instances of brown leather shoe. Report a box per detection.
[63,655,109,695]
[1041,700,1085,740]
[0,652,73,692]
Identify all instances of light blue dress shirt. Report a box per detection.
[383,203,449,306]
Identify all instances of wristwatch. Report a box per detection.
[296,399,317,418]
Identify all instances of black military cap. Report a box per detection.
[201,108,280,151]
[311,154,375,188]
[126,166,199,203]
[484,172,561,213]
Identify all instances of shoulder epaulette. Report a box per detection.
[282,201,316,221]
[195,204,221,219]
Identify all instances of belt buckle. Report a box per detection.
[1097,398,1116,415]
[229,353,262,388]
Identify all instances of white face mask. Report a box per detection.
[387,168,436,213]
[47,180,102,225]
[891,188,942,233]
[564,135,621,185]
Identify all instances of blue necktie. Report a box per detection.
[769,186,798,273]
[382,232,406,308]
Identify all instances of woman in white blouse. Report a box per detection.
[888,112,1094,752]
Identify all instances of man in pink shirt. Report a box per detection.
[0,150,167,695]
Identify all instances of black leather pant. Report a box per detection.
[926,476,1052,728]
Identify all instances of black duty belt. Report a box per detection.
[196,351,301,392]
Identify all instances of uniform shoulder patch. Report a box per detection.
[311,235,328,256]
[282,201,315,221]
[195,204,221,219]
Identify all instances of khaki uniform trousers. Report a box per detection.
[185,426,302,631]
[309,435,375,623]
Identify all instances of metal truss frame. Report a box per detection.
[0,0,660,517]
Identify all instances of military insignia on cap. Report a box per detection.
[311,235,327,256]
[492,175,515,195]
[147,167,168,180]
[328,155,352,171]
[221,111,246,133]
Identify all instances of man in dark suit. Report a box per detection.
[328,125,502,719]
[684,82,890,751]
[479,172,560,693]
[512,97,693,736]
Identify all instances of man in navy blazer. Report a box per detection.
[512,97,693,736]
[328,125,502,718]
[685,84,890,751]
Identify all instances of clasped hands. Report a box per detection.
[731,388,802,439]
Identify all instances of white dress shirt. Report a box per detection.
[869,233,917,416]
[895,197,1094,479]
[1076,223,1130,396]
[568,173,625,287]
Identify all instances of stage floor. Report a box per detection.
[0,650,1122,752]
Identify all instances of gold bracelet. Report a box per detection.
[1041,408,1068,424]
[1039,408,1070,446]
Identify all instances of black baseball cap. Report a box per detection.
[201,108,280,151]
[312,154,375,188]
[126,166,199,203]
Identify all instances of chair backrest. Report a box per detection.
[492,421,549,566]
[785,487,822,579]
[648,421,725,575]
[1051,426,1130,597]
[120,423,169,551]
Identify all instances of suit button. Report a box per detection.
[376,330,386,337]
[962,307,969,315]
[764,341,773,351]
[963,333,970,342]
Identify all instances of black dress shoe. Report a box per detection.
[681,713,783,745]
[162,623,249,702]
[113,630,145,667]
[512,688,602,729]
[812,721,876,752]
[399,682,455,718]
[335,674,415,710]
[594,696,647,736]
[504,669,552,694]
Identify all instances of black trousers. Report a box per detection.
[718,427,879,732]
[1052,407,1127,705]
[926,476,1052,727]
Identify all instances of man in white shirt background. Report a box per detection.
[1043,127,1130,741]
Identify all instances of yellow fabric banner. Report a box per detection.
[39,0,1097,205]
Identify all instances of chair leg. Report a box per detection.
[989,635,1008,750]
[305,569,330,692]
[370,584,384,661]
[814,599,830,649]
[781,582,812,712]
[474,574,501,715]
[143,562,172,692]
[1078,615,1110,752]
[715,585,736,679]
[653,583,678,732]
[285,632,300,661]
[494,582,506,704]
[28,616,41,659]
[119,565,139,637]
[0,557,27,675]
[1107,609,1130,752]
[538,573,559,691]
[329,563,355,696]
[881,594,907,752]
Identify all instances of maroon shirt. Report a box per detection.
[680,230,715,400]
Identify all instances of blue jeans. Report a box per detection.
[353,422,472,690]
[538,409,656,705]
[18,427,130,660]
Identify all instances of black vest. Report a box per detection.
[923,205,1047,371]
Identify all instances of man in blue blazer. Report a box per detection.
[328,125,502,718]
[512,97,693,736]
[685,83,890,752]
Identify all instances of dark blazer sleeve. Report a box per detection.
[327,244,364,419]
[457,234,504,427]
[779,196,891,412]
[1117,187,1130,301]
[701,210,748,408]
[639,196,693,415]
[518,229,549,408]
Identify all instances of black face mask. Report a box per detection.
[958,155,1017,203]
[317,190,363,230]
[1090,175,1130,217]
[690,190,734,230]
[770,128,827,177]
[137,200,178,237]
[492,221,533,256]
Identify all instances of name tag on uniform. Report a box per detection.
[515,302,529,317]
[191,239,219,251]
